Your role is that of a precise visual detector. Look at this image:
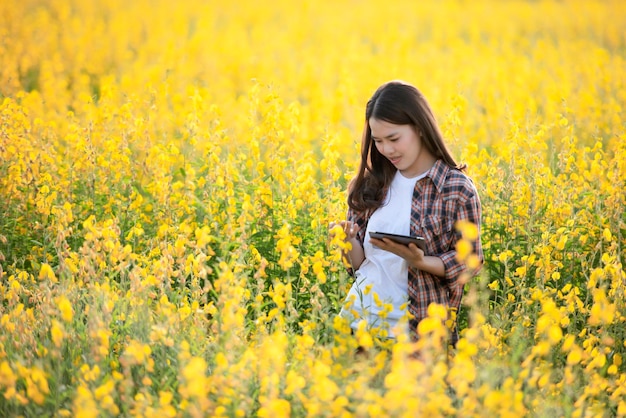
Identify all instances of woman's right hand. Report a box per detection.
[329,220,359,242]
[329,220,365,270]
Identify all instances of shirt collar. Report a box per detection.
[423,159,450,194]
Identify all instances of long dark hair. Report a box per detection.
[348,81,465,212]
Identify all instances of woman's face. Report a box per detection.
[369,117,434,177]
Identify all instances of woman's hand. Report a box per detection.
[371,236,445,277]
[329,220,359,242]
[329,221,365,270]
[369,237,425,267]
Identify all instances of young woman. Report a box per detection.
[331,80,483,345]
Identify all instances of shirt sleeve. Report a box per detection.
[439,182,484,290]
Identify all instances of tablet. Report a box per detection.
[369,231,427,252]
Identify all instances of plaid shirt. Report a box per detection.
[347,159,483,343]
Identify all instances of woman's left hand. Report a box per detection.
[369,237,424,268]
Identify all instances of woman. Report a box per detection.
[331,80,483,345]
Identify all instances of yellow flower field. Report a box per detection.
[1,0,625,416]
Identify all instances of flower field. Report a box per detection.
[1,0,625,416]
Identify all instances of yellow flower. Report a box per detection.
[285,370,306,395]
[455,238,472,261]
[357,329,373,349]
[547,325,563,345]
[180,356,208,399]
[39,263,57,283]
[455,220,479,240]
[588,288,616,326]
[258,398,291,418]
[24,366,50,405]
[158,391,177,418]
[56,296,74,323]
[50,320,64,348]
[567,346,583,365]
[73,386,97,418]
[123,340,152,365]
[418,317,442,336]
[555,235,568,251]
[0,361,17,390]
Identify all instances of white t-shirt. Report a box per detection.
[340,170,427,337]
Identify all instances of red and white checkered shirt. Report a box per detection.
[347,159,483,342]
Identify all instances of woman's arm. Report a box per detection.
[330,221,365,270]
[411,252,445,276]
[345,236,365,270]
[438,188,484,283]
